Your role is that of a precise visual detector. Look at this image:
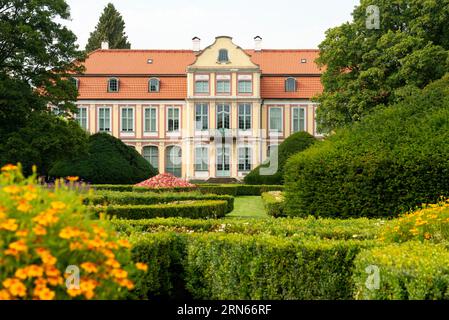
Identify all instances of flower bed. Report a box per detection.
[135,173,196,189]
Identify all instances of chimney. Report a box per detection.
[192,37,201,52]
[101,41,109,50]
[254,36,262,52]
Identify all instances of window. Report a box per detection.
[195,103,208,131]
[70,77,79,90]
[292,107,306,133]
[269,107,283,132]
[149,78,160,92]
[76,107,88,130]
[195,75,209,94]
[143,146,159,170]
[218,49,229,63]
[238,104,252,130]
[144,107,157,133]
[167,107,180,132]
[166,146,182,177]
[108,78,119,92]
[216,104,230,129]
[121,107,134,132]
[238,75,252,94]
[285,78,297,92]
[195,147,209,172]
[216,78,231,94]
[98,107,111,132]
[238,147,252,172]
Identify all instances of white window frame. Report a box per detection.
[195,103,209,131]
[120,106,135,135]
[238,103,252,132]
[98,106,112,133]
[194,74,210,94]
[238,75,253,94]
[291,106,307,133]
[108,78,119,92]
[143,145,159,170]
[76,106,89,131]
[166,106,181,133]
[238,146,252,172]
[268,106,284,134]
[149,78,160,92]
[194,145,209,172]
[143,106,158,136]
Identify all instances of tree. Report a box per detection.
[316,0,449,133]
[85,3,131,52]
[0,1,86,175]
[49,133,158,184]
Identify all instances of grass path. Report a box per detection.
[228,196,268,219]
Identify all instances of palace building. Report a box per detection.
[73,36,323,181]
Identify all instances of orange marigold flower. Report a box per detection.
[9,240,28,253]
[47,277,63,286]
[117,239,131,249]
[115,278,134,290]
[17,200,32,213]
[0,206,6,219]
[33,225,47,236]
[0,219,18,231]
[67,288,83,298]
[66,176,79,182]
[424,233,432,240]
[111,269,128,279]
[3,278,27,298]
[27,265,44,278]
[70,242,84,251]
[105,258,120,269]
[81,262,98,274]
[50,201,67,210]
[3,185,21,194]
[15,230,29,237]
[33,210,59,227]
[1,164,18,172]
[34,286,55,300]
[135,263,148,272]
[45,266,61,278]
[59,227,81,239]
[0,289,11,300]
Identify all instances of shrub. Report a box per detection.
[0,164,146,300]
[87,191,234,213]
[261,192,285,217]
[381,199,449,244]
[128,232,374,300]
[92,200,229,220]
[244,132,316,185]
[92,185,134,192]
[284,75,449,218]
[49,133,157,184]
[353,242,449,300]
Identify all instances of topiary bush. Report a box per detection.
[284,75,449,218]
[49,133,157,184]
[0,164,147,300]
[261,192,285,217]
[244,131,316,185]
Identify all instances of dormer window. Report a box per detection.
[108,78,119,92]
[149,78,160,92]
[218,49,229,63]
[285,77,297,92]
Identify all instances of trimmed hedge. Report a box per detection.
[92,184,284,196]
[113,217,384,240]
[50,133,157,184]
[91,200,228,220]
[261,192,285,217]
[353,242,449,300]
[86,191,234,213]
[284,75,449,218]
[128,232,374,300]
[244,132,317,185]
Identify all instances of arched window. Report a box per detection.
[285,77,297,92]
[108,78,119,92]
[143,146,159,170]
[166,146,182,177]
[218,49,229,63]
[149,78,160,92]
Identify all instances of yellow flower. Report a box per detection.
[0,289,11,300]
[135,263,148,272]
[0,206,6,220]
[34,286,55,300]
[117,239,131,249]
[47,277,63,286]
[67,288,83,297]
[50,201,66,210]
[17,200,32,213]
[33,209,59,227]
[15,229,29,237]
[115,278,134,290]
[0,219,18,232]
[23,192,37,202]
[3,278,27,298]
[36,248,57,265]
[81,262,98,274]
[105,258,120,269]
[66,176,79,182]
[1,164,18,172]
[3,185,21,194]
[33,225,47,236]
[9,240,28,253]
[111,269,128,279]
[410,228,420,236]
[44,266,60,278]
[424,233,432,240]
[59,227,81,239]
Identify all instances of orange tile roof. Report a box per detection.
[247,50,322,74]
[261,76,323,99]
[78,77,187,100]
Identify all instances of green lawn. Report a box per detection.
[228,196,268,219]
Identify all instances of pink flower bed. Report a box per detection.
[135,173,196,189]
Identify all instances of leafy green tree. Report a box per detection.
[85,3,131,52]
[316,0,449,132]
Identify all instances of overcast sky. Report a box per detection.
[64,0,359,50]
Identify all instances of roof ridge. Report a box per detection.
[95,49,194,53]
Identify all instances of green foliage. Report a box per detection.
[0,113,89,176]
[85,3,131,52]
[86,191,234,213]
[316,0,449,132]
[261,192,285,218]
[284,75,449,218]
[92,200,229,220]
[353,242,449,300]
[244,132,316,185]
[49,133,157,184]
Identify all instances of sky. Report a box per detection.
[64,0,360,50]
